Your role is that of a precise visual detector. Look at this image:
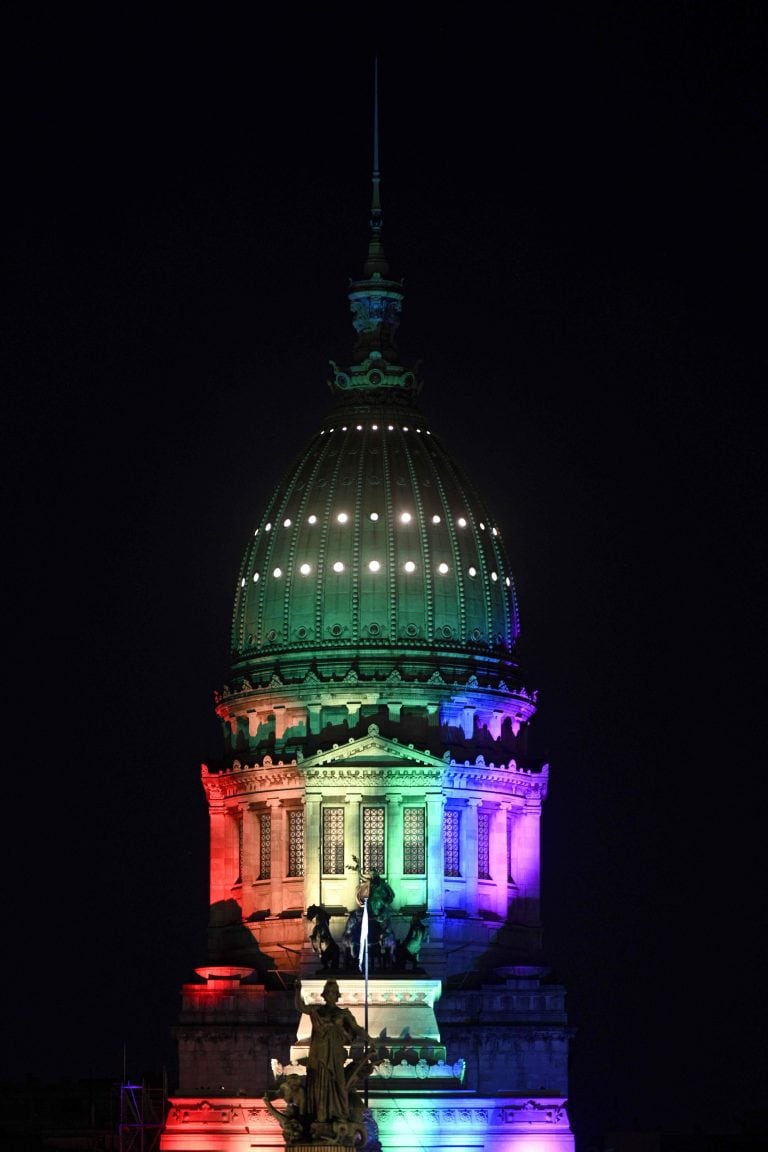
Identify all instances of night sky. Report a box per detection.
[2,5,765,1147]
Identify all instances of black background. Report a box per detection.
[2,4,765,1146]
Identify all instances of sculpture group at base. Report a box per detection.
[265,978,382,1147]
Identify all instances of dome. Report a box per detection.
[232,400,520,678]
[219,176,535,760]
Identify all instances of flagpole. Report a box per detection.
[360,896,370,1108]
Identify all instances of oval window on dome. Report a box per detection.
[337,512,349,523]
[438,563,449,574]
[505,576,511,587]
[404,561,416,573]
[265,523,272,532]
[299,563,312,576]
[308,514,317,524]
[283,518,292,528]
[368,560,381,572]
[333,561,345,573]
[492,527,498,536]
[431,515,441,524]
[330,623,343,636]
[240,577,246,588]
[297,626,308,639]
[370,512,379,521]
[457,517,467,528]
[491,572,498,582]
[273,567,282,578]
[406,623,419,636]
[479,522,486,530]
[400,512,412,524]
[369,622,380,636]
[468,566,477,577]
[440,625,453,638]
[253,572,260,583]
[267,629,277,642]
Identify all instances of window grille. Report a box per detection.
[362,806,385,875]
[478,810,491,879]
[322,807,345,875]
[288,809,305,877]
[444,809,460,876]
[259,811,271,880]
[403,807,426,874]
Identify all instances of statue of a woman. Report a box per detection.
[295,978,376,1125]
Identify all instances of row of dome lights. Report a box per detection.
[243,564,511,583]
[320,424,430,433]
[255,513,499,534]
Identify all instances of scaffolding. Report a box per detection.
[118,1078,166,1152]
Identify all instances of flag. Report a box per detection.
[359,898,369,973]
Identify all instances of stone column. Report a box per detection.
[305,793,322,908]
[489,803,508,918]
[464,797,482,916]
[344,793,362,905]
[425,791,445,916]
[516,797,543,926]
[387,793,403,877]
[240,802,258,917]
[209,804,229,906]
[267,798,284,914]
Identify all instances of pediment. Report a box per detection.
[300,724,445,769]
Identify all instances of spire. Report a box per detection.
[328,58,421,400]
[362,57,389,279]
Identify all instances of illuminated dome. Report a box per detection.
[233,403,519,668]
[219,165,536,761]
